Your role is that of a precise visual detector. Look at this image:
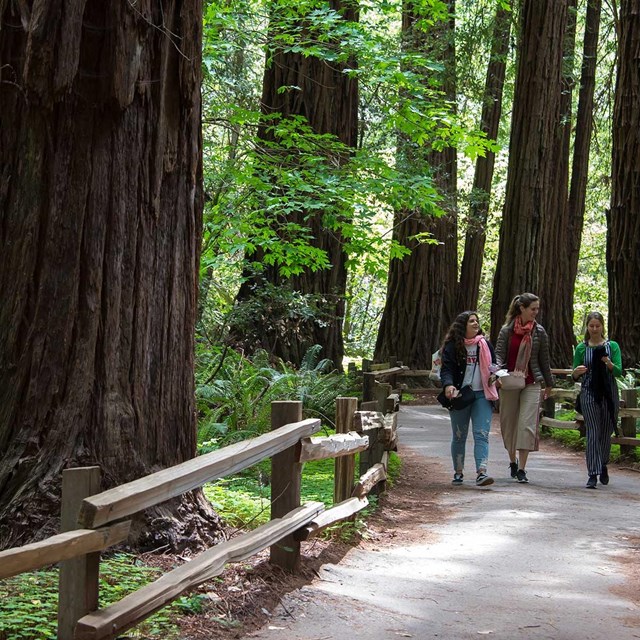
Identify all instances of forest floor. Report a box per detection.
[144,396,444,639]
[146,399,640,640]
[166,457,446,640]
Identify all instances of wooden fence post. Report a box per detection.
[359,427,385,496]
[334,397,359,504]
[270,401,303,572]
[620,389,638,457]
[358,390,387,494]
[375,382,392,413]
[363,372,376,403]
[58,466,101,640]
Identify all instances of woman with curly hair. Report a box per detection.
[440,311,499,487]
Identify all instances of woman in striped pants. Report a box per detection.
[572,312,622,489]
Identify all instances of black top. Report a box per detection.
[440,339,496,391]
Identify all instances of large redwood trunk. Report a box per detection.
[232,0,359,369]
[536,0,577,367]
[457,5,511,313]
[374,0,458,368]
[563,0,602,349]
[0,1,219,550]
[607,0,640,367]
[490,0,568,342]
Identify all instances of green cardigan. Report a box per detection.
[572,340,623,377]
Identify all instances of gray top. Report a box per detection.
[495,321,554,388]
[462,344,482,390]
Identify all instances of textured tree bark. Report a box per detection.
[374,0,458,368]
[562,0,602,349]
[232,0,359,369]
[537,0,577,367]
[608,0,640,367]
[0,0,221,550]
[458,5,511,313]
[490,0,568,343]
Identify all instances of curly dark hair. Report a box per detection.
[442,311,483,364]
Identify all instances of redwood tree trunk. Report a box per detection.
[607,0,640,367]
[232,0,359,369]
[537,0,577,366]
[490,0,568,342]
[458,5,511,312]
[0,1,219,550]
[374,0,458,368]
[564,0,602,343]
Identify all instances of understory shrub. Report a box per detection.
[195,345,360,452]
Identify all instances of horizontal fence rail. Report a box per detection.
[80,418,322,528]
[540,369,639,452]
[4,356,632,639]
[0,394,400,640]
[0,523,131,581]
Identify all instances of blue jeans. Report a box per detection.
[450,390,493,473]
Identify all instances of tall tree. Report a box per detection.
[564,0,602,336]
[490,0,568,342]
[607,0,640,367]
[231,0,359,368]
[374,0,458,368]
[457,4,511,312]
[0,1,219,549]
[536,0,578,366]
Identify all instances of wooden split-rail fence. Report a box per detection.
[539,369,640,455]
[0,394,399,640]
[352,359,640,454]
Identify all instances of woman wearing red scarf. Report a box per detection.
[440,311,499,487]
[495,293,554,483]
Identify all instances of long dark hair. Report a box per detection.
[583,311,607,343]
[442,311,483,364]
[504,292,539,325]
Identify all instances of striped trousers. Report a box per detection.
[581,391,616,476]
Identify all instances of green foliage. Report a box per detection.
[0,446,400,638]
[195,345,359,452]
[547,426,640,464]
[0,570,58,640]
[204,449,401,540]
[0,555,182,640]
[204,476,272,528]
[199,0,496,334]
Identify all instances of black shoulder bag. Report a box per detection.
[437,350,478,411]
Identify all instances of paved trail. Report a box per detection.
[243,405,640,640]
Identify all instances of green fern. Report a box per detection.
[195,346,359,448]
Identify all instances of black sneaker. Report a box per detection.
[516,469,529,483]
[509,461,518,479]
[476,473,494,487]
[600,466,609,485]
[452,473,464,485]
[586,475,597,489]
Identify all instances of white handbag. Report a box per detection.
[496,370,526,390]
